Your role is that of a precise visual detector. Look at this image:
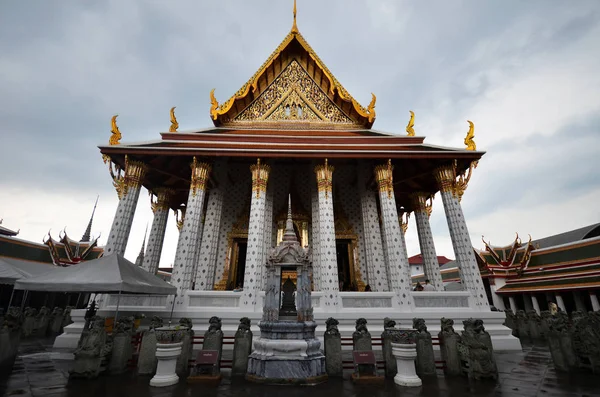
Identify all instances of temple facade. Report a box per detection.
[52,4,520,352]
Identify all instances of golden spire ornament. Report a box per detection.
[169,107,179,132]
[291,0,298,33]
[464,120,476,150]
[406,110,415,136]
[109,115,122,145]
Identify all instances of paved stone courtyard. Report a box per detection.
[2,339,600,397]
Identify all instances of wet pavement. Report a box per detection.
[1,339,600,397]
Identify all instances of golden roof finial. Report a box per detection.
[109,115,122,145]
[406,110,415,136]
[210,89,219,120]
[291,0,298,33]
[169,107,179,132]
[464,120,476,150]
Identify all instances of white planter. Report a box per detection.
[149,342,183,387]
[391,342,422,387]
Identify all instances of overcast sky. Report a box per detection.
[1,0,599,269]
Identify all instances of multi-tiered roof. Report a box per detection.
[99,3,484,210]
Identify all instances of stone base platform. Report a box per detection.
[187,374,222,386]
[351,373,385,384]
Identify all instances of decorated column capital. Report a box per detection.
[314,159,334,198]
[190,157,212,196]
[433,161,477,202]
[410,192,434,218]
[150,188,174,213]
[250,158,271,198]
[102,155,147,199]
[374,159,394,199]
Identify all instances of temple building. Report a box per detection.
[62,3,519,351]
[478,224,600,314]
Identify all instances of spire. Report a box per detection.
[291,0,298,34]
[80,196,99,242]
[135,224,148,267]
[282,194,298,243]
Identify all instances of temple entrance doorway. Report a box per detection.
[227,238,247,290]
[336,239,356,291]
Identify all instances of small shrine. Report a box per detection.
[246,197,326,385]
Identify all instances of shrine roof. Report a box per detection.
[208,3,376,130]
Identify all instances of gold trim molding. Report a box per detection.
[150,188,174,214]
[250,158,271,198]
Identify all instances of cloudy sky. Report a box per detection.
[1,0,599,269]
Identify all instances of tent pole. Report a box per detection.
[114,290,122,324]
[168,294,177,326]
[7,288,15,309]
[75,293,81,309]
[20,290,28,311]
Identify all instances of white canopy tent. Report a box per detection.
[13,254,176,320]
[13,253,175,295]
[0,257,57,285]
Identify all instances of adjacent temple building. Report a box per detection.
[84,3,519,351]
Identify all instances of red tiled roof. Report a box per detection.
[408,254,452,266]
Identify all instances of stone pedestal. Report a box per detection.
[138,330,158,375]
[201,317,223,374]
[232,318,253,376]
[0,329,20,373]
[324,318,342,377]
[109,331,133,374]
[413,319,436,377]
[176,319,194,378]
[392,343,422,387]
[70,316,108,379]
[150,342,183,387]
[381,318,398,378]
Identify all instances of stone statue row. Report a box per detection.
[323,317,498,381]
[2,306,73,338]
[504,309,551,342]
[543,311,600,373]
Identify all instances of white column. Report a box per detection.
[171,158,211,303]
[434,165,489,309]
[374,161,413,309]
[310,184,322,290]
[261,182,274,290]
[240,159,270,310]
[194,184,225,290]
[590,292,600,312]
[410,192,444,291]
[143,189,172,274]
[314,160,340,308]
[104,157,147,256]
[531,294,541,314]
[509,296,517,314]
[555,293,566,312]
[358,165,387,291]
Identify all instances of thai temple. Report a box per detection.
[53,3,522,351]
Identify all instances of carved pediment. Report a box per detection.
[235,60,353,125]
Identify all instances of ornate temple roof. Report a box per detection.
[0,220,19,237]
[209,2,375,130]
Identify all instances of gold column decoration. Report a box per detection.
[169,107,179,132]
[406,110,415,136]
[314,159,334,199]
[190,157,212,197]
[150,188,174,214]
[410,192,434,218]
[174,207,186,231]
[399,212,410,234]
[434,161,477,202]
[109,115,122,145]
[102,155,146,199]
[250,158,271,198]
[374,159,394,199]
[464,120,476,151]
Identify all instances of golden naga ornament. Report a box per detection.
[174,207,186,231]
[406,110,415,136]
[464,120,476,150]
[169,107,179,132]
[399,212,410,234]
[109,115,122,145]
[453,160,477,202]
